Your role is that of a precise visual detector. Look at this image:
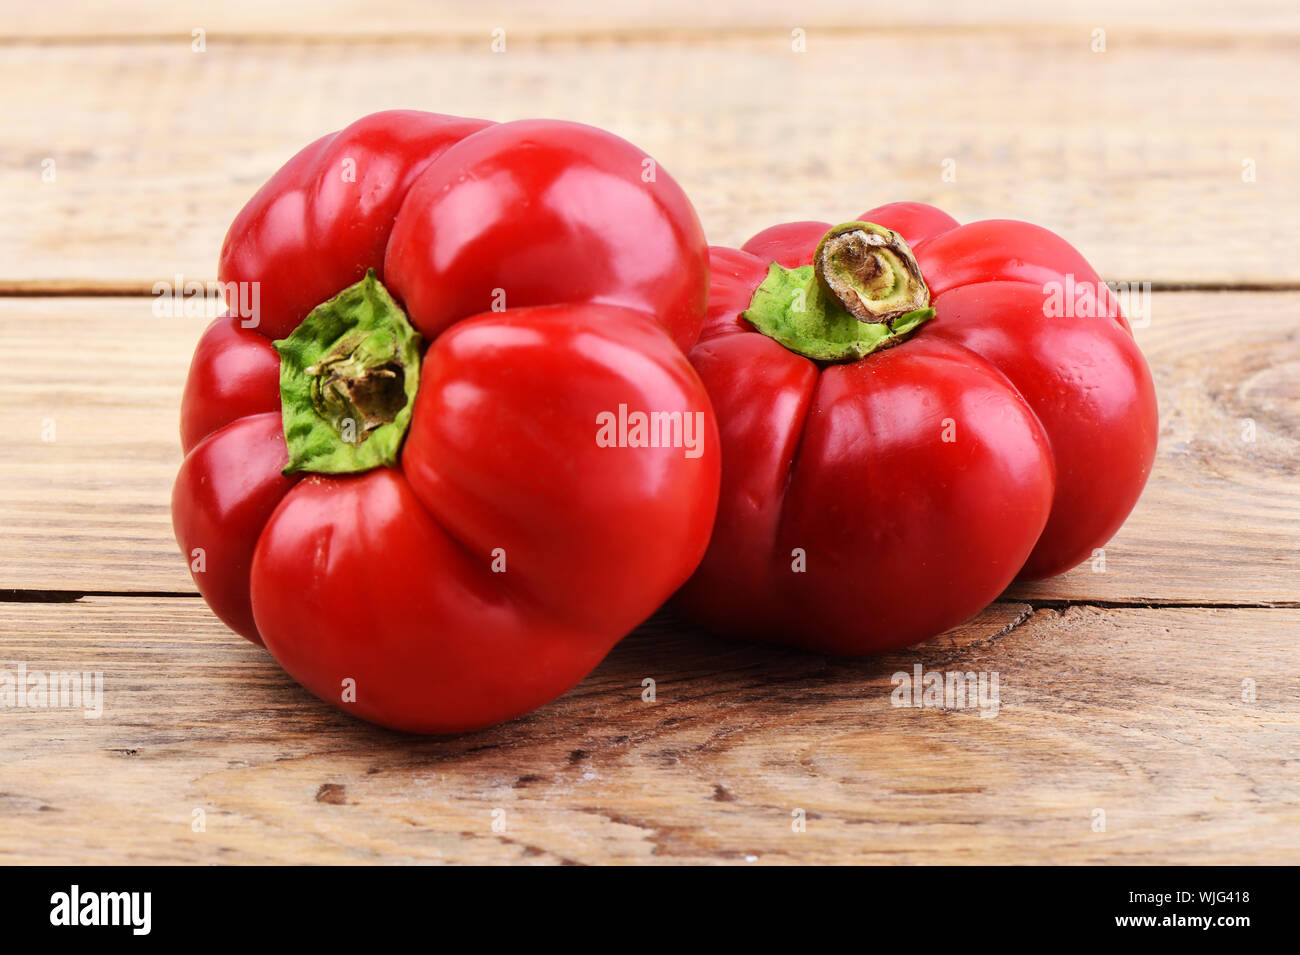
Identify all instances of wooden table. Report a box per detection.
[2,1,1297,864]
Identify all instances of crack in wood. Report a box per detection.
[7,589,1293,611]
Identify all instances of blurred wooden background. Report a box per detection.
[1,1,1297,864]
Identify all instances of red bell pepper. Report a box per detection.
[173,111,719,733]
[676,202,1158,654]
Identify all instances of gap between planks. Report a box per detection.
[3,590,1297,612]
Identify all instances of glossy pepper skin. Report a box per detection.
[173,111,719,733]
[676,201,1158,655]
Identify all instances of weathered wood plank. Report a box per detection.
[0,597,1294,864]
[3,292,1295,602]
[0,297,213,592]
[5,1,1298,37]
[3,32,1297,287]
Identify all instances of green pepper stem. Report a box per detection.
[305,330,407,438]
[274,270,423,475]
[741,222,934,363]
[814,222,931,324]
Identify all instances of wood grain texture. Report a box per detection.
[2,293,1295,602]
[3,30,1297,287]
[0,297,216,593]
[0,597,1294,864]
[5,1,1299,37]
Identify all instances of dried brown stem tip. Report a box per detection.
[813,222,930,324]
